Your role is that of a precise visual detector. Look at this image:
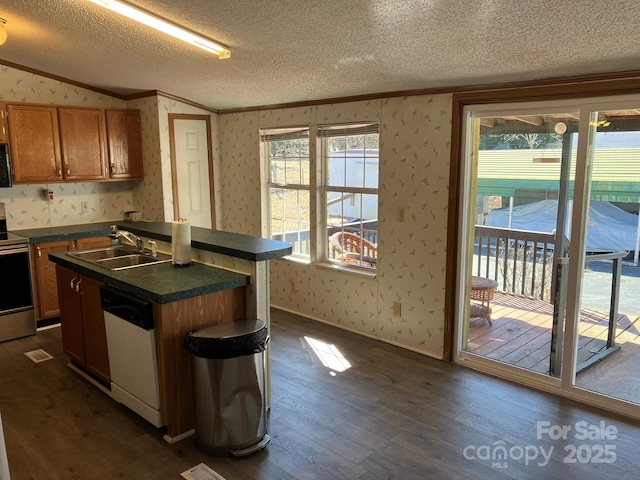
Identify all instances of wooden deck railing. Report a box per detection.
[473,225,556,301]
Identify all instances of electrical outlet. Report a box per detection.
[80,201,89,214]
[392,301,401,317]
[289,279,297,293]
[396,206,404,222]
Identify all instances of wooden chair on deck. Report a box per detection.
[329,232,378,267]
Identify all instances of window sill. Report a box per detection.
[278,255,310,265]
[316,261,377,278]
[275,257,378,278]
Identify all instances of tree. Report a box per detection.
[480,132,562,149]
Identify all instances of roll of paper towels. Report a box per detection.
[172,219,192,266]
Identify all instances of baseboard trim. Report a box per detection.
[163,429,194,444]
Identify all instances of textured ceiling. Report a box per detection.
[2,0,640,111]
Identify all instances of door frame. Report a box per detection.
[447,88,640,421]
[168,113,216,227]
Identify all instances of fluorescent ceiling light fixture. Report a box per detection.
[89,0,230,58]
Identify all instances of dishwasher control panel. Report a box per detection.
[100,285,154,330]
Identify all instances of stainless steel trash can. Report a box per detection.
[185,318,270,457]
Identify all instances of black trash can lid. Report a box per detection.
[185,318,268,359]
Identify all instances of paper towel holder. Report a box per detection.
[172,217,193,267]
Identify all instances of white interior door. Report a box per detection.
[173,118,212,228]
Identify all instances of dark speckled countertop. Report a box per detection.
[121,222,292,261]
[50,250,250,304]
[13,222,117,243]
[18,221,291,304]
[13,221,292,261]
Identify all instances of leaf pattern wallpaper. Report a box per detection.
[1,62,454,359]
[219,95,452,358]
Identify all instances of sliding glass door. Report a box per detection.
[572,106,640,407]
[456,96,640,415]
[457,104,580,378]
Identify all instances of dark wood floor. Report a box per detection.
[1,309,640,479]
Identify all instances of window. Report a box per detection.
[261,123,379,270]
[320,123,379,269]
[261,127,310,257]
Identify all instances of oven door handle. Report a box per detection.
[0,245,29,255]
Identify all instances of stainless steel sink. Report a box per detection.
[68,245,172,270]
[70,246,140,261]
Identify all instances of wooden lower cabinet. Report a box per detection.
[31,236,110,320]
[76,236,111,250]
[56,264,110,384]
[31,240,71,319]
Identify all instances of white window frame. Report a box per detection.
[260,127,311,259]
[260,123,380,272]
[318,123,380,270]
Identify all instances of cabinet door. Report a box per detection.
[0,103,7,143]
[105,109,143,179]
[80,275,110,384]
[7,104,62,183]
[58,108,107,181]
[75,236,111,250]
[32,241,72,319]
[56,265,85,365]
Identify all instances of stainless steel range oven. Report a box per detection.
[0,202,35,342]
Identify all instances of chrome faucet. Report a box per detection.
[109,225,144,253]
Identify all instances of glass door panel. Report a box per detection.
[461,109,580,377]
[573,108,640,406]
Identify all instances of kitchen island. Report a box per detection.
[37,222,292,442]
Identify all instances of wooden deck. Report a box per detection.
[466,292,640,404]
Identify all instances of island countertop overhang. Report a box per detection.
[14,221,293,262]
[49,251,251,304]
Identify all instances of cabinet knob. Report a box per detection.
[56,167,62,179]
[70,278,76,289]
[66,168,71,177]
[37,246,41,259]
[75,278,82,292]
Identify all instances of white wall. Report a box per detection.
[219,95,452,359]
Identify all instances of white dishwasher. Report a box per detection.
[100,286,162,427]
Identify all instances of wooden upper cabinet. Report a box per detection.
[105,109,143,179]
[0,103,7,143]
[7,103,142,184]
[8,104,63,183]
[58,107,108,181]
